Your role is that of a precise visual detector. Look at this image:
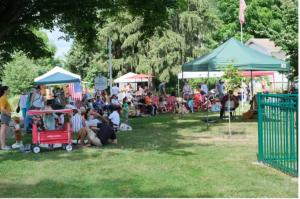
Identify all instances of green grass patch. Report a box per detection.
[0,112,297,197]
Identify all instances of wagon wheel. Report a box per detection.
[31,145,41,154]
[65,144,73,152]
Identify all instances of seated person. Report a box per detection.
[159,97,168,113]
[77,110,117,146]
[43,100,57,130]
[145,92,157,116]
[86,112,101,128]
[109,106,121,131]
[220,90,239,118]
[71,109,83,133]
[242,95,258,120]
[78,122,117,147]
[187,95,194,113]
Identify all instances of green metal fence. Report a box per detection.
[257,93,298,176]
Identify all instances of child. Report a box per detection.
[11,117,23,149]
[158,97,168,113]
[187,95,194,113]
[122,97,129,125]
[109,106,121,131]
[43,100,56,130]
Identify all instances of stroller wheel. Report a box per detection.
[66,144,73,152]
[32,145,41,154]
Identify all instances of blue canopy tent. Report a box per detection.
[34,66,81,85]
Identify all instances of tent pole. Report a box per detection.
[206,69,209,129]
[177,77,179,97]
[251,70,253,98]
[181,65,184,117]
[108,37,113,95]
[228,92,232,137]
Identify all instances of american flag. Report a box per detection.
[239,0,247,24]
[68,82,82,101]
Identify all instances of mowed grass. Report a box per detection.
[0,112,298,198]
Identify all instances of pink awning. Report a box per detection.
[125,74,153,79]
[241,71,274,77]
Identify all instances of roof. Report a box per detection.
[34,66,81,85]
[114,72,149,83]
[246,38,286,59]
[183,38,289,72]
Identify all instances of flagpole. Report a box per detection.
[240,23,243,43]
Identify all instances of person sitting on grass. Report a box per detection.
[145,92,157,116]
[77,111,117,147]
[220,90,239,119]
[187,95,194,113]
[158,97,168,113]
[109,106,121,131]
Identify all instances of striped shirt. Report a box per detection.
[71,113,82,133]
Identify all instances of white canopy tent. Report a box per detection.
[34,66,81,85]
[178,71,224,79]
[114,72,149,83]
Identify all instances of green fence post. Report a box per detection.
[257,93,263,161]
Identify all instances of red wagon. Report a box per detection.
[27,109,73,153]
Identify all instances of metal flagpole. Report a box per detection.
[108,37,113,95]
[240,23,243,43]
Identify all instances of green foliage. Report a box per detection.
[2,53,39,94]
[0,0,177,64]
[188,77,218,90]
[66,0,220,87]
[222,64,242,91]
[215,0,298,78]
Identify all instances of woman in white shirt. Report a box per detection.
[30,86,45,110]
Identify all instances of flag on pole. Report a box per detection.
[239,0,247,24]
[68,82,82,101]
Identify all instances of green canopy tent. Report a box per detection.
[182,37,289,135]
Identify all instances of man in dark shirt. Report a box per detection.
[95,123,117,145]
[78,110,117,147]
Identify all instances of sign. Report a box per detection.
[281,63,287,69]
[94,76,108,91]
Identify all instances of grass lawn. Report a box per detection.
[0,112,298,197]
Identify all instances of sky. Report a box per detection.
[44,27,73,59]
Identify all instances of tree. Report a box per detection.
[215,0,298,78]
[222,64,242,91]
[0,0,177,63]
[2,53,40,94]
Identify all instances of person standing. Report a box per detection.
[0,86,12,150]
[216,79,225,100]
[30,86,45,110]
[18,91,28,120]
[183,81,193,100]
[158,81,167,97]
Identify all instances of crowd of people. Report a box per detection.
[0,77,296,151]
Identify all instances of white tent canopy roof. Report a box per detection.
[34,66,81,85]
[178,71,224,79]
[114,72,149,83]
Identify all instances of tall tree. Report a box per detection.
[0,0,177,63]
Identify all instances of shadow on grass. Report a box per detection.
[1,112,246,162]
[0,178,218,198]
